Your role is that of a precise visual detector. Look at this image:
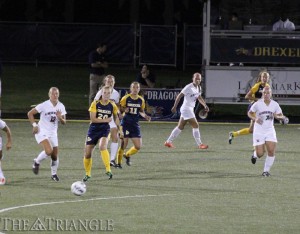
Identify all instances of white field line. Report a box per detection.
[0,194,175,214]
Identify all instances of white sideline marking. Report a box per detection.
[0,194,174,214]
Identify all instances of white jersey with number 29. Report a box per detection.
[250,99,282,132]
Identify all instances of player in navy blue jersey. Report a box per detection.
[83,85,120,181]
[117,82,151,167]
[94,75,121,167]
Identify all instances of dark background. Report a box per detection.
[1,0,300,122]
[0,0,299,27]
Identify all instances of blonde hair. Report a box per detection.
[101,85,112,93]
[130,81,140,88]
[103,75,115,85]
[256,70,270,83]
[48,87,59,96]
[99,75,115,90]
[263,86,271,93]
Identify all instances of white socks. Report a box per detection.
[167,127,182,142]
[36,151,59,176]
[35,151,49,164]
[0,161,3,178]
[192,128,202,145]
[110,142,118,161]
[264,155,275,172]
[167,127,202,146]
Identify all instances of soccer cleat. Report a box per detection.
[123,154,131,166]
[251,155,257,164]
[228,132,234,144]
[110,160,117,167]
[105,171,113,179]
[262,171,271,177]
[32,159,40,175]
[82,175,91,182]
[198,144,208,149]
[116,164,122,169]
[164,141,175,148]
[51,174,60,182]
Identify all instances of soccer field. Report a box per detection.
[0,120,299,233]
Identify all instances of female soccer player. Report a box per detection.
[94,75,121,167]
[164,72,209,149]
[117,82,151,167]
[229,70,270,144]
[28,87,67,182]
[248,86,285,176]
[0,119,12,185]
[83,85,120,181]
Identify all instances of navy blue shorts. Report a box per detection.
[86,124,110,145]
[121,122,141,138]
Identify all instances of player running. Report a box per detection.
[83,85,120,181]
[28,87,67,182]
[248,86,286,176]
[116,82,151,167]
[229,70,270,144]
[164,72,209,149]
[94,75,121,168]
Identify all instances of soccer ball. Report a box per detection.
[198,109,208,119]
[283,117,289,124]
[71,181,86,196]
[280,116,289,125]
[0,177,5,185]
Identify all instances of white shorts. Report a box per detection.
[35,131,58,147]
[109,118,117,129]
[180,106,195,120]
[253,129,277,146]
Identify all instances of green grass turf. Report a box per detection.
[0,120,299,233]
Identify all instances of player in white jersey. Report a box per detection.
[248,86,286,177]
[94,75,121,167]
[0,119,12,185]
[28,87,67,182]
[164,73,209,149]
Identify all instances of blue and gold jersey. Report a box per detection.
[120,94,145,125]
[250,82,270,100]
[88,100,118,129]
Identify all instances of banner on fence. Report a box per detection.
[205,68,300,102]
[116,88,181,119]
[211,37,300,64]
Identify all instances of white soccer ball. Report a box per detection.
[283,116,289,124]
[198,109,208,119]
[280,116,289,125]
[71,181,86,196]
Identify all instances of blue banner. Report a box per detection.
[116,88,182,120]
